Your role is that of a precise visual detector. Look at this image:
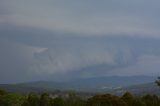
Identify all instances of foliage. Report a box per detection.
[64,93,86,106]
[39,93,51,106]
[121,92,146,106]
[155,77,160,87]
[52,97,64,106]
[142,94,160,106]
[0,89,24,106]
[1,89,160,106]
[87,94,127,106]
[21,93,40,106]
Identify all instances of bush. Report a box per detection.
[87,94,127,106]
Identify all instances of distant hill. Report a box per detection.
[0,76,158,95]
[123,82,160,95]
[0,84,46,94]
[68,75,156,88]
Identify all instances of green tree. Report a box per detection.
[64,93,86,106]
[21,101,30,106]
[0,90,24,106]
[142,94,160,106]
[40,93,51,106]
[52,97,64,106]
[121,92,135,105]
[131,98,146,106]
[87,94,127,106]
[155,77,160,87]
[27,93,39,106]
[0,89,7,95]
[121,92,147,106]
[0,89,8,106]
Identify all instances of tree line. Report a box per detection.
[0,77,160,106]
[1,89,160,106]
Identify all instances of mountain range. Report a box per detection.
[0,76,158,95]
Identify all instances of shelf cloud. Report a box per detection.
[1,0,160,83]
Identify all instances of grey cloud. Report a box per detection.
[31,46,116,74]
[0,38,47,83]
[29,39,133,76]
[2,0,160,37]
[0,1,9,15]
[109,55,160,76]
[1,0,160,83]
[1,35,160,82]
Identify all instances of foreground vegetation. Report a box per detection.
[1,89,160,106]
[0,78,160,106]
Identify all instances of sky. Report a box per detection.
[1,0,160,83]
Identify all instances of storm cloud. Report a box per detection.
[1,0,160,83]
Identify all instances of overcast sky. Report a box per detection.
[1,0,160,83]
